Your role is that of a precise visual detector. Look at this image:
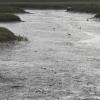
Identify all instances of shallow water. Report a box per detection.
[0,10,100,100]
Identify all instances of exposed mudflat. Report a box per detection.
[0,10,100,100]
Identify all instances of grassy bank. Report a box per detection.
[0,6,25,13]
[0,27,27,42]
[1,2,99,14]
[0,0,100,2]
[0,0,99,11]
[0,6,26,22]
[0,6,27,42]
[66,4,100,14]
[95,13,100,18]
[0,13,21,22]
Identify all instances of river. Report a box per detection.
[0,10,100,100]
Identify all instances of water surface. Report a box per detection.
[0,10,100,100]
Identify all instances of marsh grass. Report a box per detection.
[67,4,100,14]
[0,6,25,13]
[0,1,99,13]
[2,2,99,14]
[95,13,100,18]
[0,13,21,22]
[0,0,100,2]
[0,27,28,42]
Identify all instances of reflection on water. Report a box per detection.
[0,10,99,100]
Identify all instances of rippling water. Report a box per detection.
[0,10,100,100]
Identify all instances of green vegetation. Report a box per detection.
[0,0,99,2]
[66,4,100,14]
[5,0,100,13]
[0,2,99,14]
[0,6,25,13]
[0,6,26,22]
[0,0,99,12]
[95,13,100,18]
[0,5,27,42]
[0,27,27,42]
[0,13,21,22]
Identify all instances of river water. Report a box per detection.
[0,10,100,100]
